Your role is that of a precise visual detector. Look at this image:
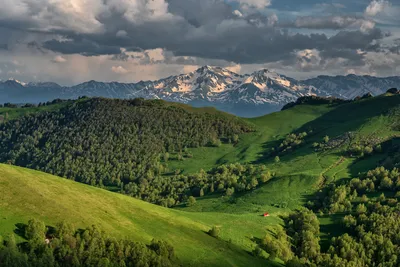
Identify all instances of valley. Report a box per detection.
[1,91,400,266]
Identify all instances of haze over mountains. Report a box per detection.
[1,66,399,117]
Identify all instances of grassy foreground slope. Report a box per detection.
[0,163,276,267]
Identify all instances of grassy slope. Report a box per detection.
[177,95,400,216]
[170,104,333,173]
[0,164,279,267]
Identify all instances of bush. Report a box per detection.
[208,226,221,238]
[187,196,196,207]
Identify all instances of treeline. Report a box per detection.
[0,98,254,204]
[257,166,400,266]
[123,163,273,207]
[0,219,176,267]
[281,96,350,111]
[1,98,70,108]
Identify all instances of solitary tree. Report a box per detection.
[187,196,196,207]
[208,226,221,238]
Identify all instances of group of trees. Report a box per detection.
[0,98,254,206]
[0,219,176,267]
[281,96,350,111]
[272,132,309,155]
[347,138,383,158]
[123,163,273,207]
[388,105,400,131]
[259,166,400,266]
[1,99,69,109]
[311,166,400,214]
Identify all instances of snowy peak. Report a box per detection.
[4,78,27,87]
[1,68,399,117]
[243,69,291,90]
[152,66,240,94]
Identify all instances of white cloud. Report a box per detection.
[0,0,175,34]
[116,30,128,38]
[296,49,322,71]
[267,14,278,27]
[232,10,243,17]
[52,55,67,63]
[360,20,376,33]
[145,48,165,63]
[234,0,272,9]
[365,0,391,16]
[111,66,129,74]
[227,0,271,13]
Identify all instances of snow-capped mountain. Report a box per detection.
[1,66,399,117]
[302,75,400,99]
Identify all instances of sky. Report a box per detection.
[0,0,400,85]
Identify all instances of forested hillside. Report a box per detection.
[1,93,400,267]
[0,97,253,205]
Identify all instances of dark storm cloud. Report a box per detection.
[286,16,372,30]
[40,18,386,65]
[43,38,122,56]
[325,29,386,50]
[166,0,234,27]
[320,49,365,65]
[0,0,394,68]
[45,30,380,64]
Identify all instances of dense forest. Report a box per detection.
[0,98,254,205]
[258,164,400,267]
[0,219,176,267]
[123,163,273,206]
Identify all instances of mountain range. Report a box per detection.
[1,66,399,117]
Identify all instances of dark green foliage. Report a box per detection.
[0,98,253,205]
[0,219,176,267]
[0,234,28,267]
[261,227,293,261]
[347,138,383,158]
[281,96,350,111]
[274,132,308,155]
[123,163,272,206]
[264,166,400,266]
[387,88,399,94]
[3,103,18,108]
[388,105,400,131]
[208,226,220,238]
[187,196,196,207]
[284,209,321,260]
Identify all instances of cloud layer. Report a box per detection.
[0,0,399,84]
